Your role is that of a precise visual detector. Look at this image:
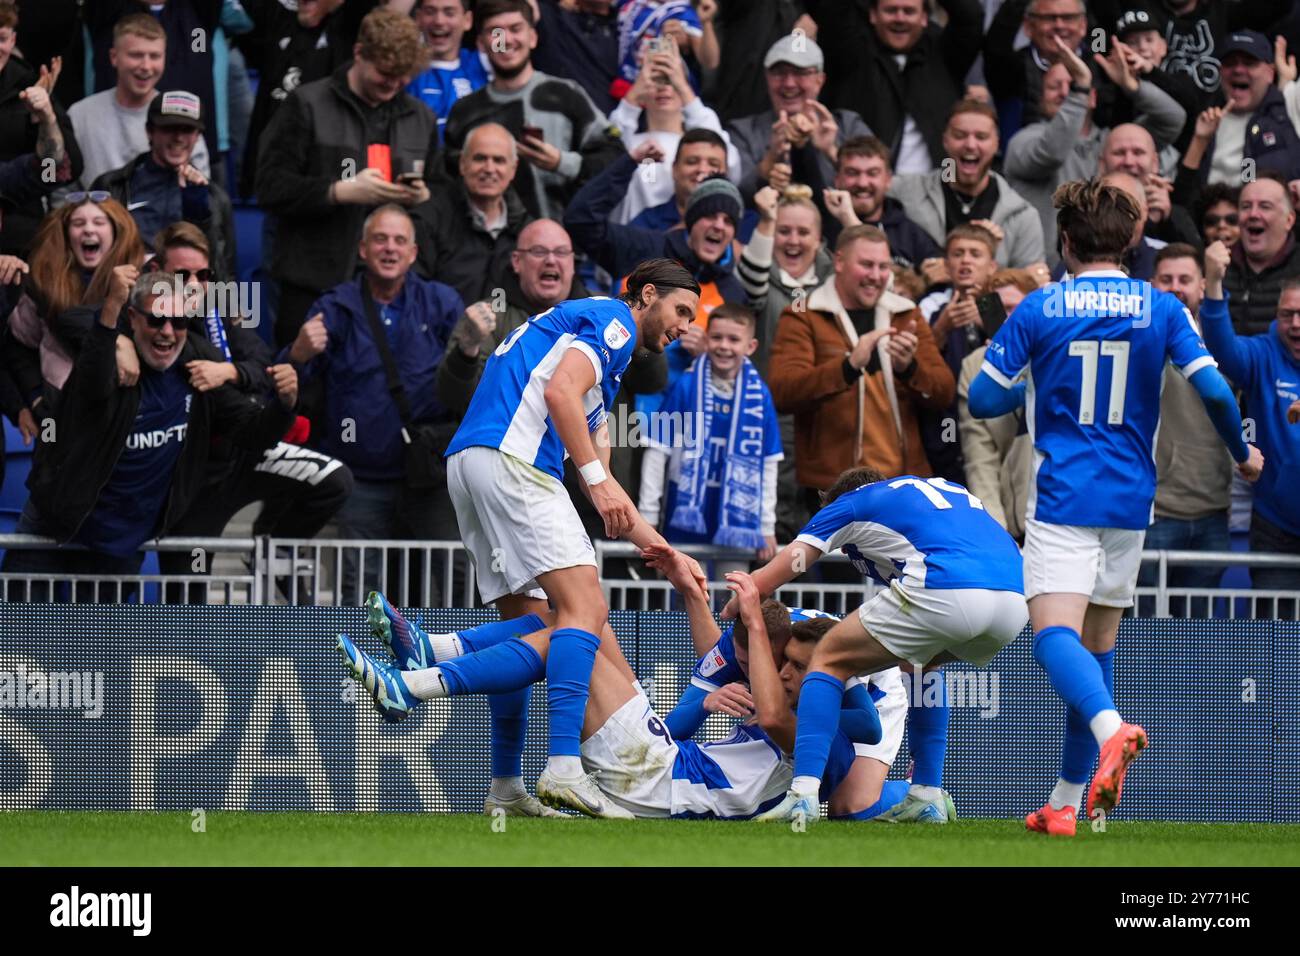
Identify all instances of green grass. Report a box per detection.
[2,812,1298,866]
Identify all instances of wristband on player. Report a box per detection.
[579,460,608,486]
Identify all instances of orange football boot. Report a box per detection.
[1087,723,1148,817]
[1025,802,1078,836]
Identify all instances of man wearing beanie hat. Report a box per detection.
[566,153,747,310]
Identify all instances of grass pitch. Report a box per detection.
[2,812,1298,866]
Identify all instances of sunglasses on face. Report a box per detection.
[66,191,110,205]
[128,305,181,330]
[1204,213,1239,228]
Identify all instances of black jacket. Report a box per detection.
[0,57,82,255]
[411,182,533,306]
[27,323,294,544]
[442,73,626,221]
[93,152,236,279]
[563,153,747,303]
[1224,236,1300,339]
[256,65,439,293]
[806,0,984,168]
[237,0,377,198]
[823,196,942,270]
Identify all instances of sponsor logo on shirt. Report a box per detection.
[603,319,632,350]
[1277,379,1299,402]
[124,423,188,451]
[698,647,727,678]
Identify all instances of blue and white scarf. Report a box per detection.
[669,356,766,550]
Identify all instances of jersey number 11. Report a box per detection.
[1069,339,1130,426]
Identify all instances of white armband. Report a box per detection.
[579,460,608,486]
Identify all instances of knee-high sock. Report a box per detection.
[437,639,545,695]
[457,614,545,780]
[546,627,601,759]
[1033,626,1114,721]
[1059,647,1116,784]
[908,677,948,788]
[459,613,546,652]
[832,780,912,821]
[792,672,846,784]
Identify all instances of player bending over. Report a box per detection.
[726,465,1028,824]
[441,258,710,817]
[644,544,933,822]
[338,572,883,819]
[968,180,1263,835]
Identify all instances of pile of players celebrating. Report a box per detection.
[338,179,1264,835]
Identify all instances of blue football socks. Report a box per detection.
[545,627,602,758]
[792,671,846,785]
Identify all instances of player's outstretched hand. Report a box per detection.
[1237,444,1265,482]
[590,478,639,539]
[641,542,696,591]
[704,682,755,718]
[724,570,761,623]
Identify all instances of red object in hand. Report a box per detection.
[366,144,393,182]
[283,415,311,445]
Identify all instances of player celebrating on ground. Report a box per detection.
[733,466,1028,824]
[441,258,709,818]
[337,571,882,819]
[642,544,924,822]
[968,180,1264,836]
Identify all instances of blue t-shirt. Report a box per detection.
[75,365,192,556]
[615,0,702,83]
[446,297,639,481]
[407,53,490,144]
[690,607,840,691]
[796,478,1024,593]
[982,270,1217,530]
[652,368,782,544]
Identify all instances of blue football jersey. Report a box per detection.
[446,298,639,481]
[796,478,1024,593]
[982,270,1216,529]
[690,607,838,691]
[407,53,490,143]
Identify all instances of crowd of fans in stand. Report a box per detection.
[0,0,1297,605]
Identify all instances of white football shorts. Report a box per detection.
[446,445,595,605]
[849,667,908,765]
[858,579,1029,667]
[1022,518,1145,607]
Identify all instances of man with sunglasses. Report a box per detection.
[93,91,235,278]
[146,223,353,601]
[1,268,299,602]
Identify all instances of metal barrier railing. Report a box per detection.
[0,535,260,604]
[0,535,1297,618]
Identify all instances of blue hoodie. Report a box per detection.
[1200,293,1300,536]
[288,275,463,481]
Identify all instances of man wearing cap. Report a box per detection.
[1158,0,1290,98]
[66,13,211,194]
[725,34,873,202]
[93,91,235,278]
[1176,30,1300,192]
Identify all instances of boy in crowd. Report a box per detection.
[639,303,782,562]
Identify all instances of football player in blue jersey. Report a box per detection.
[644,544,925,822]
[337,570,882,820]
[729,465,1029,824]
[441,258,710,817]
[968,180,1264,835]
